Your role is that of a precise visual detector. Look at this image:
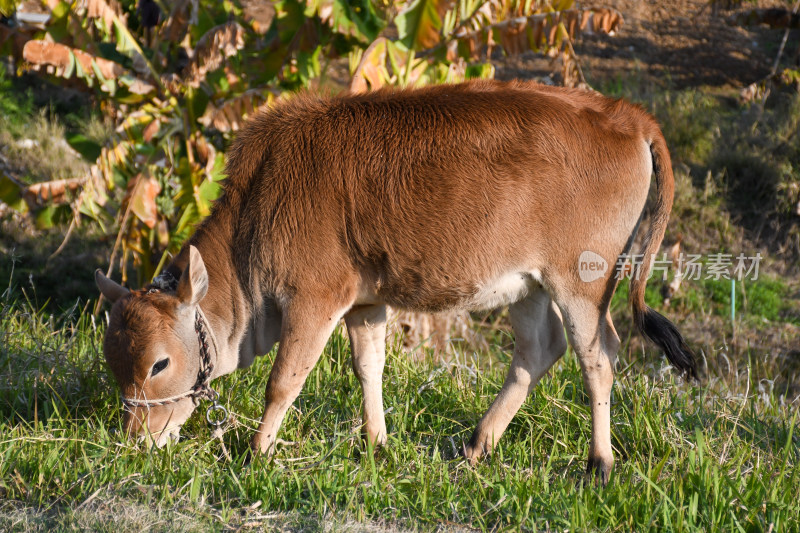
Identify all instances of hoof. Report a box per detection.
[462,432,491,465]
[586,456,614,486]
[356,431,387,460]
[250,436,277,461]
[362,430,387,450]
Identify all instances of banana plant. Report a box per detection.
[3,0,621,288]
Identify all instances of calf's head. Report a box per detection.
[95,246,209,447]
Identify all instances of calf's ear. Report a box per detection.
[95,270,130,303]
[177,245,209,307]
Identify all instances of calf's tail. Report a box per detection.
[628,132,698,379]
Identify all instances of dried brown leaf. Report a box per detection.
[191,133,216,172]
[198,89,273,132]
[740,81,770,103]
[24,40,123,79]
[160,0,196,42]
[83,0,127,29]
[159,72,182,93]
[562,48,581,88]
[142,119,160,142]
[497,18,527,55]
[455,8,623,60]
[126,174,161,229]
[23,40,156,94]
[23,177,86,207]
[241,0,275,34]
[580,8,624,36]
[182,22,246,88]
[126,77,157,95]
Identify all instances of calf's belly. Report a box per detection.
[354,267,544,313]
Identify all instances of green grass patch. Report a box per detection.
[1,296,798,531]
[612,271,799,328]
[0,65,33,128]
[673,276,798,326]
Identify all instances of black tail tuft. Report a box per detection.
[637,307,699,380]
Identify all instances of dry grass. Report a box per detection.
[0,110,89,186]
[0,495,205,533]
[0,487,470,532]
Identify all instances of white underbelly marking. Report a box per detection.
[469,269,543,310]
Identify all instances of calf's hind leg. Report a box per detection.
[344,304,388,447]
[557,296,620,484]
[252,296,351,456]
[464,291,567,462]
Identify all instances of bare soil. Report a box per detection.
[496,0,797,89]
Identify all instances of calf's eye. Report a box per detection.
[151,358,170,376]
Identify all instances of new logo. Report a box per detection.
[578,251,607,282]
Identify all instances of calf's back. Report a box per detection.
[220,80,655,312]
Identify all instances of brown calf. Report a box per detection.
[96,80,697,482]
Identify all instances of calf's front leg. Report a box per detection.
[252,297,350,456]
[344,304,388,447]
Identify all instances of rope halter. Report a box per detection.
[120,286,228,428]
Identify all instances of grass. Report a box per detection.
[602,77,800,261]
[0,109,89,184]
[1,53,799,532]
[1,291,798,532]
[0,64,112,187]
[0,65,33,127]
[0,65,115,312]
[611,272,800,327]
